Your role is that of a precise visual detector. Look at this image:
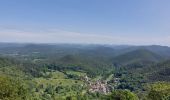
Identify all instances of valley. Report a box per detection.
[0,43,170,100]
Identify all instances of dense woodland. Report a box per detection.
[0,43,170,100]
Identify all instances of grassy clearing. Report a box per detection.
[66,70,86,76]
[32,70,87,99]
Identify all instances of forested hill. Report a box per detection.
[0,43,170,99]
[135,59,170,82]
[112,49,164,66]
[0,43,170,76]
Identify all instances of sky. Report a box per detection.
[0,0,170,46]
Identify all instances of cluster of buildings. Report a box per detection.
[88,80,110,94]
[82,75,111,94]
[81,75,120,94]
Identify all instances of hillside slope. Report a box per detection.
[112,49,163,66]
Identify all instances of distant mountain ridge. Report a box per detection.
[0,43,170,66]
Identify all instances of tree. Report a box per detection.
[0,75,29,100]
[147,82,170,100]
[107,90,139,100]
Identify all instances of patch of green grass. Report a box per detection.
[34,78,85,98]
[106,74,114,82]
[66,70,86,76]
[32,71,87,99]
[92,75,102,81]
[33,71,84,86]
[50,71,67,79]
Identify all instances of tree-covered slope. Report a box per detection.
[112,49,163,66]
[137,59,170,82]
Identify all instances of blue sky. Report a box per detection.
[0,0,170,46]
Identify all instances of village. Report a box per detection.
[83,75,120,94]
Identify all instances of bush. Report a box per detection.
[0,75,29,100]
[147,82,170,100]
[107,90,139,100]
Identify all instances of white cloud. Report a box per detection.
[0,28,169,46]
